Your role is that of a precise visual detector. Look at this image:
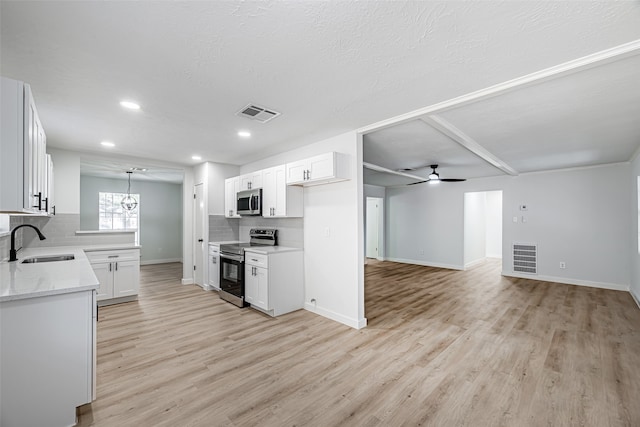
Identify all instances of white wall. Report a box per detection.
[386,163,631,290]
[485,191,503,258]
[240,131,365,328]
[48,148,80,214]
[631,154,640,306]
[464,192,486,268]
[80,175,183,264]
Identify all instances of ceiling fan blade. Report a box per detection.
[440,178,466,182]
[407,180,428,185]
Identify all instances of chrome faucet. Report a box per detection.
[9,224,46,262]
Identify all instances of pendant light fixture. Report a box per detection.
[121,171,138,212]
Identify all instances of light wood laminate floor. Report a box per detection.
[78,260,640,426]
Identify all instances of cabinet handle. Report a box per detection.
[43,197,48,212]
[307,170,311,180]
[109,263,112,272]
[33,192,42,210]
[108,255,119,258]
[198,239,204,242]
[115,262,118,271]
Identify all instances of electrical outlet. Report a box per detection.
[419,249,425,255]
[559,262,566,269]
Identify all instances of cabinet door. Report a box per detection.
[45,155,54,214]
[224,177,240,217]
[113,260,140,298]
[24,86,39,211]
[239,174,252,191]
[272,165,288,216]
[307,152,335,182]
[253,266,269,310]
[262,166,276,217]
[91,262,114,301]
[285,159,307,184]
[244,264,258,305]
[208,253,220,290]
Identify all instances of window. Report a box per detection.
[99,192,140,245]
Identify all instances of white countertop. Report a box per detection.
[209,240,243,246]
[0,244,139,302]
[1,247,97,302]
[244,246,303,255]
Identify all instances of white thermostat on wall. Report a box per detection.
[519,204,528,211]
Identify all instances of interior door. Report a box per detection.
[366,198,379,259]
[194,183,205,287]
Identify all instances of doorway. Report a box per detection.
[193,183,205,287]
[463,190,503,269]
[366,197,384,262]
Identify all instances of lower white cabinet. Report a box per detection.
[244,249,303,316]
[86,249,140,304]
[0,290,95,427]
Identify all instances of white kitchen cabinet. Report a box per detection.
[262,164,303,218]
[285,152,349,186]
[86,249,140,304]
[0,76,51,214]
[245,260,269,310]
[224,176,241,218]
[0,289,95,427]
[239,170,263,191]
[208,243,220,290]
[45,154,55,214]
[244,249,304,316]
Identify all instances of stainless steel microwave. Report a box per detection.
[237,188,262,216]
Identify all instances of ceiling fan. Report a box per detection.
[408,164,466,185]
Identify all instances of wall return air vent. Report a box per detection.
[236,104,281,123]
[513,243,537,274]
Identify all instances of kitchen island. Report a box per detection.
[0,247,100,427]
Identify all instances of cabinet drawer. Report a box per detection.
[85,249,139,263]
[245,252,268,268]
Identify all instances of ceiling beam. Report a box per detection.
[421,115,519,176]
[363,162,427,182]
[358,39,640,135]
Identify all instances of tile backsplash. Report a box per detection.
[0,214,134,261]
[239,217,303,248]
[208,215,239,242]
[208,215,303,248]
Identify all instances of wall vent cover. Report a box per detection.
[236,104,281,123]
[513,243,537,274]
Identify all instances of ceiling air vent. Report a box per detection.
[237,104,281,123]
[513,243,537,274]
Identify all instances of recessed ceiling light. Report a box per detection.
[192,155,202,161]
[120,100,140,110]
[238,131,251,138]
[100,141,115,148]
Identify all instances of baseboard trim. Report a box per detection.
[304,303,367,329]
[385,257,464,271]
[464,258,485,269]
[140,258,182,266]
[181,278,194,285]
[502,271,629,292]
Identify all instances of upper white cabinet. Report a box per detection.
[224,177,241,218]
[262,165,303,218]
[286,152,349,186]
[239,170,263,191]
[1,77,52,214]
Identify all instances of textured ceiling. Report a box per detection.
[2,1,640,176]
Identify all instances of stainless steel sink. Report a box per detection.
[21,254,75,264]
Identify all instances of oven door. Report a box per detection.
[219,253,246,307]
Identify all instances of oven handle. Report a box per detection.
[220,253,245,263]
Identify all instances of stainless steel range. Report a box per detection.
[219,228,277,307]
